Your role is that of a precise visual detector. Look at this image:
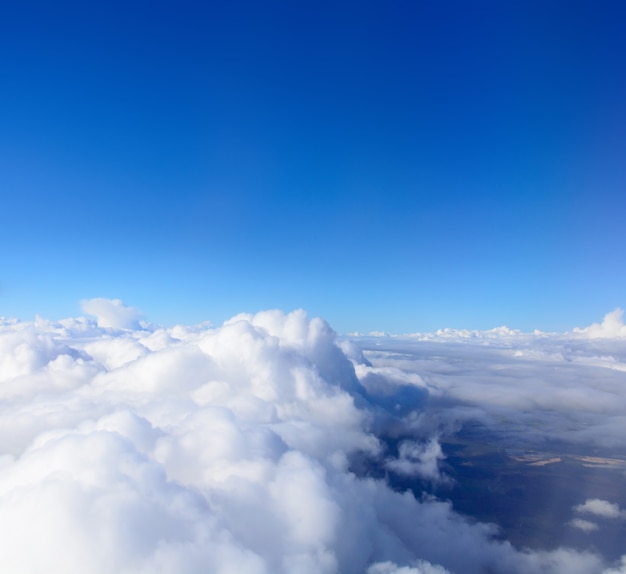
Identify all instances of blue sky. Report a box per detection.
[1,0,625,333]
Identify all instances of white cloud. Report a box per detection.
[81,298,143,329]
[603,556,626,574]
[574,308,626,339]
[569,518,599,533]
[367,560,451,574]
[352,314,626,449]
[574,499,625,519]
[0,304,621,573]
[384,438,450,484]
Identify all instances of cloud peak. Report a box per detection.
[80,298,143,330]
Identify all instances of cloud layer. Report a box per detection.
[0,302,625,573]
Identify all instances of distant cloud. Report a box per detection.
[353,311,626,450]
[569,518,599,533]
[574,499,625,519]
[574,308,626,339]
[367,560,452,574]
[362,307,626,342]
[81,298,143,329]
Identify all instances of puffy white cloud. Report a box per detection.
[574,308,626,339]
[574,499,625,519]
[81,298,143,329]
[384,438,450,484]
[0,304,621,573]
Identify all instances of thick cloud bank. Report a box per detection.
[356,308,626,451]
[0,303,624,573]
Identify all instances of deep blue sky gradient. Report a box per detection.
[2,0,625,332]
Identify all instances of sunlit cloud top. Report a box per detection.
[1,301,625,572]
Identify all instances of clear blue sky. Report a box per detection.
[1,0,625,333]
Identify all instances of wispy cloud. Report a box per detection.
[569,518,600,533]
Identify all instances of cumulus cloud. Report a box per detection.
[81,297,143,329]
[573,308,626,339]
[574,499,625,519]
[384,438,450,484]
[0,304,623,573]
[569,518,599,533]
